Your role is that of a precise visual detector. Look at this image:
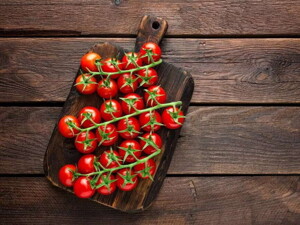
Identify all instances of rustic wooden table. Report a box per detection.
[0,1,300,224]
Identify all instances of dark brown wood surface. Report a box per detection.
[1,0,300,36]
[1,0,300,223]
[1,106,299,175]
[1,38,299,103]
[0,177,299,225]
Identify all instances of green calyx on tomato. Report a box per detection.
[117,170,137,188]
[74,74,97,92]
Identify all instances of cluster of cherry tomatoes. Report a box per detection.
[57,42,185,199]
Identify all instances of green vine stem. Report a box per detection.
[89,59,162,77]
[74,100,183,132]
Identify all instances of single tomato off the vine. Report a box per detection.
[58,164,76,187]
[96,124,118,146]
[81,52,101,72]
[77,154,96,174]
[144,85,167,107]
[134,157,157,179]
[121,93,145,115]
[118,139,142,163]
[96,173,117,195]
[75,131,98,154]
[140,132,163,155]
[139,111,162,132]
[116,168,138,191]
[58,115,80,138]
[73,177,95,198]
[75,74,97,95]
[117,117,140,139]
[100,99,122,121]
[139,42,161,64]
[78,106,101,128]
[162,107,185,129]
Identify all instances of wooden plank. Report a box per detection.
[0,177,299,224]
[0,0,300,36]
[1,38,300,103]
[1,106,299,175]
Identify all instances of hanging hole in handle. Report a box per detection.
[152,21,160,30]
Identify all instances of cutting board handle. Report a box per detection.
[134,15,168,52]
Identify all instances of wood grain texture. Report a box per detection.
[0,0,300,36]
[1,38,300,103]
[0,177,299,224]
[1,106,299,175]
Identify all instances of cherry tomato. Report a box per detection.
[162,107,185,129]
[101,58,124,79]
[134,157,157,179]
[139,111,162,132]
[140,132,163,155]
[121,93,145,115]
[100,99,122,121]
[75,131,98,154]
[77,154,96,174]
[58,164,76,187]
[58,115,80,138]
[117,117,140,139]
[99,150,122,169]
[122,52,143,70]
[137,68,158,87]
[118,139,142,163]
[78,106,101,128]
[96,173,117,195]
[139,42,161,64]
[144,85,167,107]
[96,124,118,146]
[97,78,118,99]
[80,52,101,72]
[117,73,139,94]
[75,74,98,95]
[73,177,95,198]
[116,168,138,191]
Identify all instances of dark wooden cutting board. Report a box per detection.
[44,15,194,212]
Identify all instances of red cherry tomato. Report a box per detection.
[140,132,163,155]
[117,117,140,139]
[78,106,101,128]
[144,85,167,107]
[58,115,80,138]
[139,42,161,64]
[77,154,96,174]
[97,78,118,99]
[121,93,145,115]
[116,168,138,191]
[117,73,139,94]
[137,68,158,87]
[73,177,95,198]
[101,58,124,79]
[80,52,101,72]
[75,74,98,95]
[139,111,162,132]
[99,150,122,169]
[100,99,122,121]
[96,173,117,195]
[134,157,157,179]
[74,131,98,154]
[162,107,185,129]
[96,124,118,146]
[122,52,143,70]
[118,139,142,163]
[58,164,76,187]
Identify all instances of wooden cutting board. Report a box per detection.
[44,15,194,212]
